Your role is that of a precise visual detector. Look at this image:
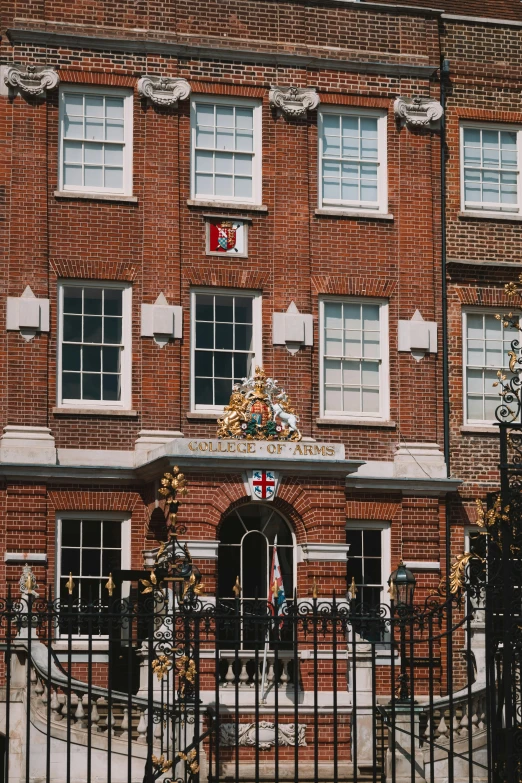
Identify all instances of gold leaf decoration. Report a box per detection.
[178,749,199,775]
[449,552,484,594]
[151,754,172,773]
[140,569,158,594]
[176,655,197,696]
[151,654,172,681]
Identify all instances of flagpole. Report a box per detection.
[260,535,277,703]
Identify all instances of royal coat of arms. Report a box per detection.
[217,367,302,441]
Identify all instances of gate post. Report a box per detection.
[348,633,375,773]
[386,705,426,782]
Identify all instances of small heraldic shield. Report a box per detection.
[248,469,278,501]
[208,220,245,255]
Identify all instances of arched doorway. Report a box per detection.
[218,503,295,605]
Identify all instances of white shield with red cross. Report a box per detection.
[248,469,279,501]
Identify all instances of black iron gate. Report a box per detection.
[0,576,490,783]
[0,454,519,782]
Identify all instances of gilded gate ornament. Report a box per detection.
[217,366,302,441]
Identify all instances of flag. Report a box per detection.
[268,536,286,623]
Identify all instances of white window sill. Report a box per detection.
[187,199,268,212]
[186,411,221,420]
[54,190,138,203]
[316,417,396,428]
[315,208,394,221]
[458,210,522,222]
[52,407,138,417]
[460,424,500,434]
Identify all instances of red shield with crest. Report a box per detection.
[210,221,237,252]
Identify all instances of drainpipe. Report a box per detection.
[441,57,451,479]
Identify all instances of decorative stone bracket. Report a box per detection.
[3,64,59,97]
[6,286,50,341]
[141,293,182,347]
[394,96,443,129]
[272,301,313,354]
[398,309,437,361]
[269,86,320,118]
[137,76,191,107]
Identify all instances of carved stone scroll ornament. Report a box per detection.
[4,64,59,97]
[393,95,443,129]
[137,76,191,107]
[220,722,306,750]
[269,86,320,118]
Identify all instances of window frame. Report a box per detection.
[319,296,390,422]
[461,307,521,426]
[190,287,262,414]
[57,279,132,410]
[190,94,263,206]
[58,84,133,197]
[317,105,388,214]
[345,520,391,611]
[460,121,522,215]
[55,511,131,639]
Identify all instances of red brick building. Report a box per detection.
[1,0,521,775]
[0,0,455,617]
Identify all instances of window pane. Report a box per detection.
[62,373,81,399]
[103,374,120,401]
[103,522,121,548]
[102,549,121,575]
[105,168,123,189]
[235,298,252,323]
[235,324,252,351]
[215,296,234,323]
[363,529,382,555]
[346,529,362,556]
[195,377,213,405]
[215,378,233,405]
[62,520,81,547]
[63,315,82,342]
[196,295,214,321]
[82,549,101,577]
[62,345,81,371]
[83,346,101,372]
[61,548,81,575]
[364,558,381,585]
[83,373,101,400]
[215,352,232,379]
[83,317,103,343]
[195,351,213,377]
[325,386,342,411]
[104,318,122,345]
[325,302,342,329]
[103,347,120,373]
[63,287,82,314]
[196,322,213,349]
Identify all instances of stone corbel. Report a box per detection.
[137,76,191,107]
[3,64,59,97]
[394,95,443,129]
[141,293,182,347]
[272,301,313,354]
[398,309,437,361]
[6,285,50,341]
[269,86,320,119]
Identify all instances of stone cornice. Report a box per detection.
[6,29,439,78]
[345,475,461,495]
